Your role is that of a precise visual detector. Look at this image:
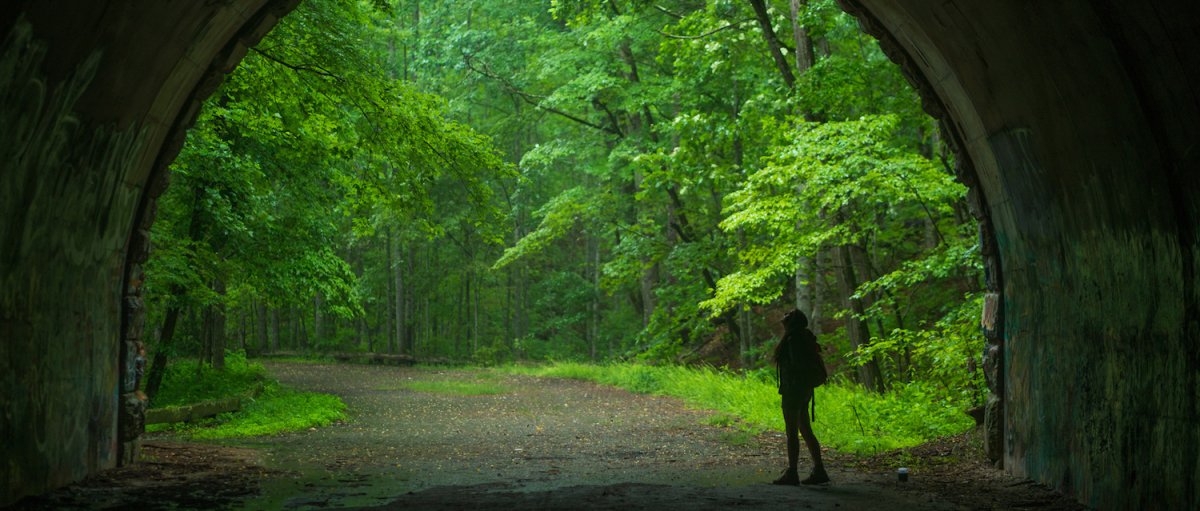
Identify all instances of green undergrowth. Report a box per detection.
[145,353,346,439]
[393,380,509,395]
[256,355,337,365]
[504,362,973,455]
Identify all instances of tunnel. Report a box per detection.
[1,1,1197,508]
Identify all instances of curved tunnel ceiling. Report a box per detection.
[2,1,1198,508]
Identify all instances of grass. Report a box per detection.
[145,353,346,439]
[397,380,509,396]
[257,355,337,365]
[503,362,974,455]
[150,355,265,407]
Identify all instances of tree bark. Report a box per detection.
[835,244,883,392]
[393,235,405,355]
[212,278,226,368]
[748,0,796,88]
[313,292,323,347]
[238,305,247,352]
[589,233,600,361]
[269,307,280,352]
[255,300,268,354]
[787,0,815,76]
[144,304,181,404]
[385,228,395,354]
[406,245,416,351]
[810,254,824,335]
[472,271,480,355]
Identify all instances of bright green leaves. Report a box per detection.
[145,0,510,351]
[707,115,969,315]
[140,0,986,384]
[494,187,596,269]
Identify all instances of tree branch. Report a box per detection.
[657,18,755,40]
[462,53,622,136]
[250,47,341,81]
[652,4,684,19]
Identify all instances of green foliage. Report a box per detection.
[144,0,986,421]
[145,353,347,438]
[148,352,265,408]
[149,386,346,440]
[849,293,987,405]
[506,361,974,454]
[398,380,510,396]
[493,187,595,269]
[706,114,963,313]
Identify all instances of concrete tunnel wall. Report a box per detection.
[1,0,1197,508]
[0,1,296,504]
[841,1,1200,508]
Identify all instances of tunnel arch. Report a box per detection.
[837,3,1200,509]
[1,1,1197,508]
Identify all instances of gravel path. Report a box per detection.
[15,361,1085,510]
[239,362,953,510]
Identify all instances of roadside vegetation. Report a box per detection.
[145,353,345,439]
[504,362,974,454]
[141,0,987,454]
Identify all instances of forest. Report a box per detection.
[142,0,985,427]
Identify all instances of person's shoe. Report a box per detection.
[772,468,800,485]
[801,468,830,485]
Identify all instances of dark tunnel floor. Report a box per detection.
[12,362,1086,510]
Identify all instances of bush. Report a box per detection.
[505,362,974,454]
[145,351,346,438]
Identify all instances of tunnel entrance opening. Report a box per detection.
[4,1,1199,509]
[110,0,993,506]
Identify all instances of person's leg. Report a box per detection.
[797,388,829,484]
[773,394,801,484]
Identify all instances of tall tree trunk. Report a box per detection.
[795,263,812,313]
[512,215,527,346]
[393,236,405,355]
[456,276,465,357]
[200,304,213,365]
[288,307,298,350]
[740,306,753,368]
[365,316,374,352]
[294,307,302,350]
[748,0,796,88]
[810,255,824,336]
[269,307,280,352]
[588,234,600,361]
[787,0,815,76]
[634,162,657,330]
[357,317,365,351]
[385,228,395,354]
[471,271,480,355]
[144,304,181,404]
[212,278,226,368]
[287,306,300,351]
[427,295,436,350]
[835,244,883,392]
[147,183,206,393]
[255,300,268,354]
[238,305,247,352]
[313,293,323,347]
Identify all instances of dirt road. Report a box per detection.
[15,362,1084,510]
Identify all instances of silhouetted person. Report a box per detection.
[772,309,829,485]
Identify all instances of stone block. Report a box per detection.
[119,392,146,442]
[984,393,1003,466]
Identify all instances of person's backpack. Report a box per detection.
[807,344,828,388]
[784,330,828,422]
[795,330,828,388]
